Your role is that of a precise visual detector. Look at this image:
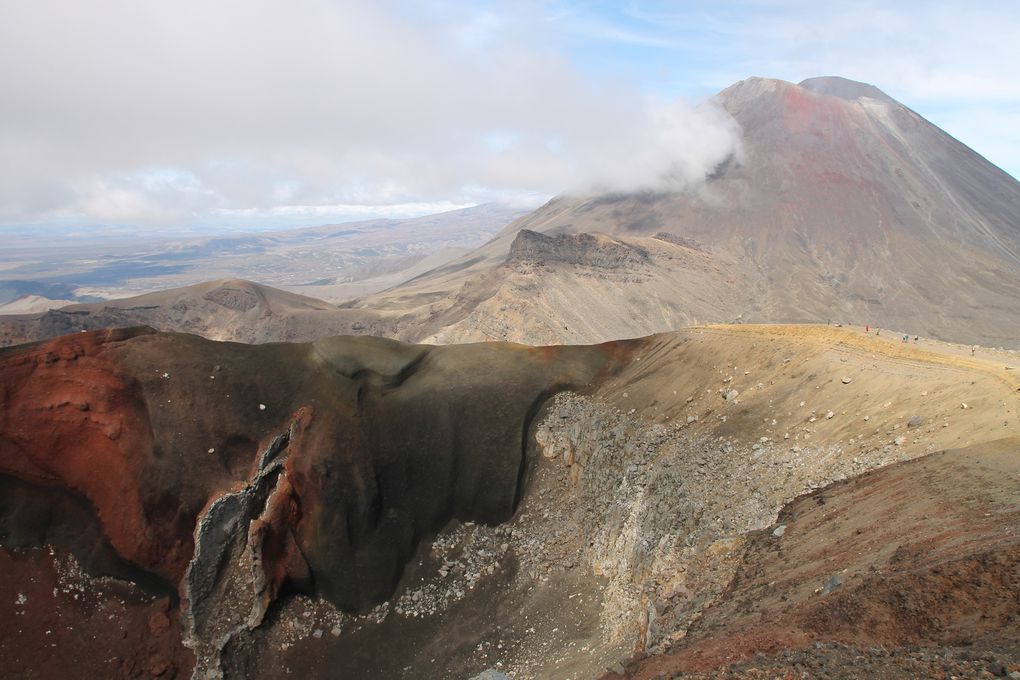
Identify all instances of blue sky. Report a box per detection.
[1,1,1017,231]
[537,1,1020,169]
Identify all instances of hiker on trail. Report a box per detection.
[866,325,870,333]
[902,334,909,343]
[971,345,977,356]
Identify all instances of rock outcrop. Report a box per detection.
[507,230,650,269]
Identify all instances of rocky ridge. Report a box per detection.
[507,230,650,269]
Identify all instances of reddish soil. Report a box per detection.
[0,329,173,576]
[0,547,194,679]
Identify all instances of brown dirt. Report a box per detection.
[0,328,175,578]
[609,437,1020,678]
[0,546,194,679]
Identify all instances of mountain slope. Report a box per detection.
[612,437,1020,679]
[420,229,747,345]
[356,76,1020,346]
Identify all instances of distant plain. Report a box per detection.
[0,203,528,310]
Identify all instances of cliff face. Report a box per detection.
[0,327,620,676]
[507,229,650,269]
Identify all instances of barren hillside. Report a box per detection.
[2,324,1018,678]
[0,279,394,346]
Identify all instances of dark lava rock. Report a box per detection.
[508,229,649,269]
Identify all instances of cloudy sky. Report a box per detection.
[2,0,1018,231]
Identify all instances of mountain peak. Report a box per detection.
[716,76,791,100]
[716,75,899,110]
[798,76,896,104]
[714,76,798,118]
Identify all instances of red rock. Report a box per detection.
[148,611,171,636]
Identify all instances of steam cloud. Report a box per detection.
[0,1,742,227]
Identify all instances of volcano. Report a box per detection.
[351,76,1020,347]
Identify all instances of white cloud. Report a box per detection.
[10,0,1012,229]
[0,0,741,227]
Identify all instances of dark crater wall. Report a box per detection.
[0,328,624,619]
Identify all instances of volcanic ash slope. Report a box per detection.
[0,324,1018,678]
